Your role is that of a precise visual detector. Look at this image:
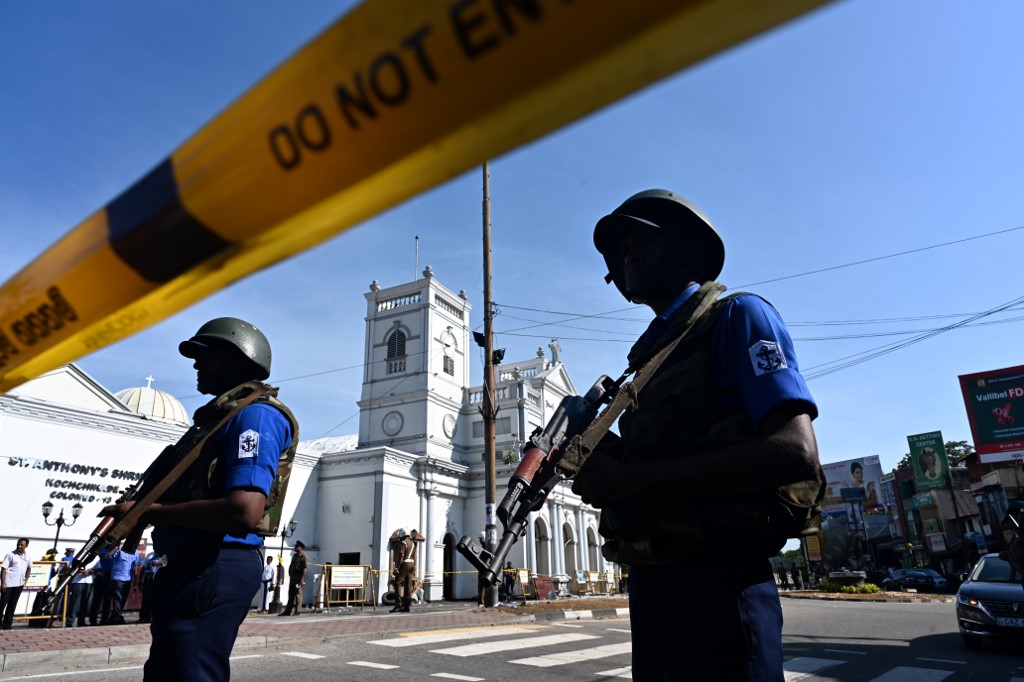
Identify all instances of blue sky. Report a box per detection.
[3,0,1023,474]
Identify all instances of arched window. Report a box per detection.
[387,329,407,374]
[441,330,457,376]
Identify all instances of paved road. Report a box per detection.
[3,599,1022,681]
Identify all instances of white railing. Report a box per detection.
[377,292,421,311]
[435,295,463,319]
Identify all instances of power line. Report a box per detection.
[803,293,1024,381]
[495,223,1024,327]
[735,224,1024,288]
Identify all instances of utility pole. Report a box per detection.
[480,161,499,607]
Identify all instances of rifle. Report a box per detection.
[42,381,274,610]
[457,376,618,590]
[456,283,727,592]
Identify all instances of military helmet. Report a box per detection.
[593,189,725,299]
[179,317,272,380]
[399,528,410,538]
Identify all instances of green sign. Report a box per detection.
[907,431,949,491]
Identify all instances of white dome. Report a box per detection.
[115,381,190,427]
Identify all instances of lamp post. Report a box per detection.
[269,519,297,614]
[42,501,82,558]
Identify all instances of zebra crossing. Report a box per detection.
[369,625,632,678]
[360,626,1015,680]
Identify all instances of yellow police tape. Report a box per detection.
[0,0,829,392]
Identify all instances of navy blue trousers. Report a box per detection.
[144,547,262,681]
[628,561,783,681]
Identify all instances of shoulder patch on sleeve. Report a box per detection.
[238,429,260,459]
[748,340,788,376]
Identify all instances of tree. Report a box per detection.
[945,440,975,464]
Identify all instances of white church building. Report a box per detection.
[0,268,612,605]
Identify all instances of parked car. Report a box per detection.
[956,553,1024,649]
[882,569,935,592]
[917,568,950,593]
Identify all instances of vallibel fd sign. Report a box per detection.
[958,364,1024,464]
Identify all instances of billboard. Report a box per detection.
[958,365,1024,464]
[821,455,886,517]
[907,431,950,491]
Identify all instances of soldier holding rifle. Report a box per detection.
[101,318,298,681]
[572,190,821,681]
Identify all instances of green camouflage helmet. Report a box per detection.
[179,317,272,380]
[593,189,725,300]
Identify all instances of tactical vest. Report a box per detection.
[159,382,299,537]
[601,284,822,565]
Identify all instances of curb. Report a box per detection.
[780,593,955,604]
[532,607,630,622]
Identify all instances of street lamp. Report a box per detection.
[41,501,82,559]
[269,519,297,614]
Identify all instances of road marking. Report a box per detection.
[348,661,400,669]
[229,655,263,660]
[1,666,145,679]
[552,622,584,628]
[372,626,540,647]
[281,651,326,660]
[784,657,846,681]
[606,628,632,634]
[869,667,954,682]
[824,648,867,655]
[432,633,598,657]
[916,658,965,665]
[431,674,484,681]
[511,641,632,667]
[595,667,632,679]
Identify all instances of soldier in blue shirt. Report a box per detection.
[573,190,822,681]
[102,318,297,681]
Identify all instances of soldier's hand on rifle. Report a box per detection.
[571,433,636,507]
[99,500,137,520]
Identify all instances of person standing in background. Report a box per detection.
[138,550,163,624]
[280,541,307,616]
[260,556,276,613]
[67,564,93,628]
[0,538,32,630]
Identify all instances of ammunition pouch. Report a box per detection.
[600,473,826,565]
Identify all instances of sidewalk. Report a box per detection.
[0,600,629,676]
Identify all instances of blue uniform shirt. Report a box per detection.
[153,402,292,554]
[644,283,817,428]
[106,549,138,582]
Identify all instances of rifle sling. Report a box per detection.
[558,282,725,476]
[105,382,273,544]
